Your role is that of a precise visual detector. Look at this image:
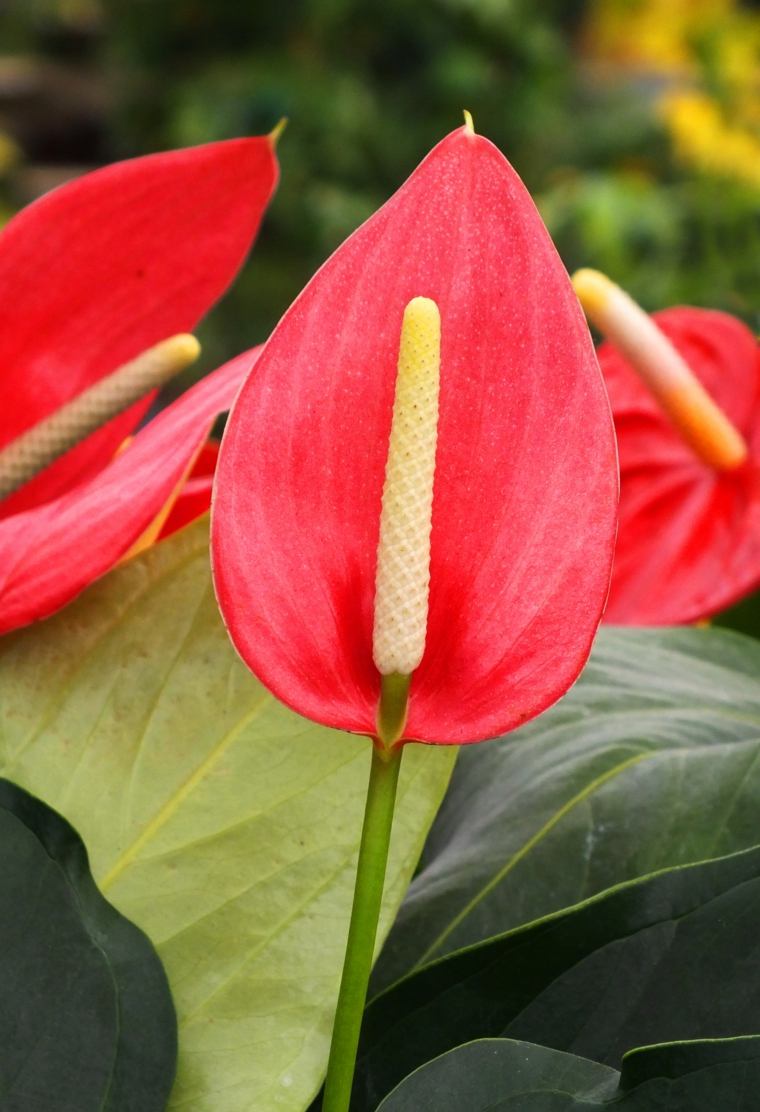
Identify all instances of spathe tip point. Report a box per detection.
[269,118,288,147]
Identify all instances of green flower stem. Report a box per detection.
[322,739,403,1112]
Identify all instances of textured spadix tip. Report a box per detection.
[463,109,476,135]
[149,332,202,369]
[372,296,441,680]
[572,268,614,319]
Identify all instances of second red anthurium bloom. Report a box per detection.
[0,135,278,634]
[212,121,618,746]
[574,270,760,625]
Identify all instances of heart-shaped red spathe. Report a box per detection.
[0,347,260,634]
[0,136,278,521]
[211,125,618,745]
[602,306,760,624]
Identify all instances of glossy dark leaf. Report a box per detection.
[354,845,760,1108]
[374,625,760,990]
[0,778,175,1111]
[377,1036,760,1110]
[716,589,760,638]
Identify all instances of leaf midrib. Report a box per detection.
[99,689,271,892]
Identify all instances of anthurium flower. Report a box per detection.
[212,121,618,746]
[0,136,278,634]
[573,269,759,625]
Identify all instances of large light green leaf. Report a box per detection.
[0,518,455,1112]
[374,625,760,990]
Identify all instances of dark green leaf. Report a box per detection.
[377,1036,760,1110]
[0,778,175,1111]
[355,846,760,1108]
[716,589,760,639]
[374,625,760,990]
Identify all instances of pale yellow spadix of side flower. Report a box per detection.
[0,333,201,499]
[572,268,748,472]
[373,296,441,678]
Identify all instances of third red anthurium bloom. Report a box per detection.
[212,120,618,746]
[0,135,278,634]
[574,269,760,625]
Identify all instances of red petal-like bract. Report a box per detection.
[0,137,278,519]
[602,307,760,624]
[158,440,220,541]
[0,349,259,634]
[212,127,617,745]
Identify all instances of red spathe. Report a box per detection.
[158,440,221,541]
[212,126,618,745]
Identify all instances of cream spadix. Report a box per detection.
[573,268,747,471]
[372,297,441,680]
[0,333,200,499]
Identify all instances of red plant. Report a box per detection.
[574,270,760,625]
[0,137,278,634]
[212,123,618,746]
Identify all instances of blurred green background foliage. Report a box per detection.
[0,0,758,375]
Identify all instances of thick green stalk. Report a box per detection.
[321,741,403,1112]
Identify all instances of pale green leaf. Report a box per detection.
[0,518,455,1112]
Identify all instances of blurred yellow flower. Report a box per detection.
[585,0,760,188]
[661,91,760,188]
[583,0,738,74]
